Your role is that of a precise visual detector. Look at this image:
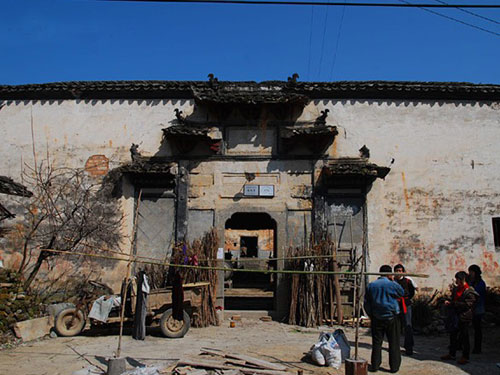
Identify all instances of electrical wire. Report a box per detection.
[306,5,314,80]
[318,0,331,79]
[398,0,500,37]
[103,0,500,9]
[329,0,346,80]
[433,0,500,26]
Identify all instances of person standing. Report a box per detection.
[364,265,405,373]
[394,264,416,356]
[468,264,486,354]
[441,271,478,364]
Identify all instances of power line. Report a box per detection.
[329,1,346,79]
[306,6,314,80]
[433,0,500,26]
[318,0,331,78]
[399,0,500,37]
[104,0,500,9]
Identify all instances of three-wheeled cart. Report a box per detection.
[53,281,208,338]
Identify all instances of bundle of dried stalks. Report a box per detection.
[142,263,169,290]
[169,228,219,328]
[287,239,340,327]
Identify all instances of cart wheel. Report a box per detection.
[54,308,86,337]
[160,308,190,338]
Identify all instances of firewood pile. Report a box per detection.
[287,240,343,327]
[167,348,291,375]
[149,229,219,328]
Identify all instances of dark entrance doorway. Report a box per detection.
[224,212,276,310]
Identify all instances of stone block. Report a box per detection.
[13,316,53,342]
[190,174,213,187]
[188,186,205,198]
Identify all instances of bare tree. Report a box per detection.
[15,161,123,290]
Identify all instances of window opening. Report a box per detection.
[493,217,500,248]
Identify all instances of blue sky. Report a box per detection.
[1,0,499,84]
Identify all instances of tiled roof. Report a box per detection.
[323,160,391,179]
[0,80,499,101]
[0,176,33,197]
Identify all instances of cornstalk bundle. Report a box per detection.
[169,228,219,328]
[287,239,339,327]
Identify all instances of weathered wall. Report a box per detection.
[1,98,499,292]
[0,99,193,291]
[309,99,500,288]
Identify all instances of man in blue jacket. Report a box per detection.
[364,265,405,373]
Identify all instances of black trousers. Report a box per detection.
[472,314,483,352]
[133,272,148,340]
[449,321,470,359]
[371,316,401,372]
[400,305,414,352]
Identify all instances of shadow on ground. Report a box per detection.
[355,328,499,375]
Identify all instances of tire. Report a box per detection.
[54,308,86,337]
[159,308,190,338]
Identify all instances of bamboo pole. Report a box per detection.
[354,253,365,360]
[116,189,142,358]
[62,238,353,263]
[37,247,429,278]
[332,249,343,324]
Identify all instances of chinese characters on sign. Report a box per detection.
[243,185,274,197]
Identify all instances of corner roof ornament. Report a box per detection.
[287,73,299,85]
[208,73,219,88]
[315,109,329,126]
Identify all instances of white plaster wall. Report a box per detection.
[1,97,499,290]
[0,99,194,178]
[310,99,500,288]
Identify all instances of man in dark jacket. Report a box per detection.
[394,264,415,356]
[365,265,405,373]
[441,271,478,365]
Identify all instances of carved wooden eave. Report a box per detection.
[280,125,338,154]
[107,160,177,189]
[320,159,391,186]
[192,86,310,106]
[162,125,223,154]
[192,84,310,123]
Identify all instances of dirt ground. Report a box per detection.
[0,318,499,375]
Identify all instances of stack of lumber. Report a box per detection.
[170,348,291,375]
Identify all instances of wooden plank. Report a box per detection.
[224,354,287,371]
[224,288,273,298]
[200,348,226,357]
[225,359,249,367]
[183,282,210,288]
[201,349,287,372]
[238,369,289,375]
[177,359,234,370]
